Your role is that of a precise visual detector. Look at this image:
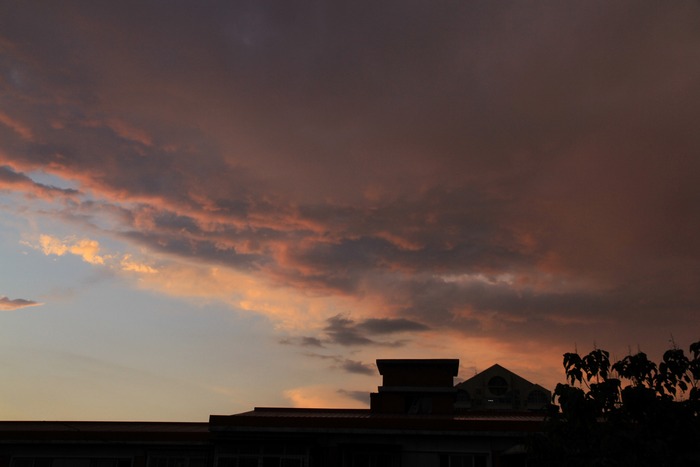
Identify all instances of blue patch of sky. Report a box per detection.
[0,257,292,417]
[25,169,80,192]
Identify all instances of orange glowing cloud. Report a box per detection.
[35,235,159,276]
[120,254,158,274]
[39,235,105,265]
[283,385,368,409]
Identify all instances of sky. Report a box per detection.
[1,0,700,421]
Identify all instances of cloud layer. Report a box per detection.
[1,0,700,380]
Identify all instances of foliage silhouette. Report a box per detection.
[529,340,700,466]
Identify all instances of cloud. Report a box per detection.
[318,315,429,347]
[357,318,430,335]
[120,254,158,274]
[340,359,375,376]
[337,389,370,406]
[323,315,376,346]
[298,352,375,376]
[284,384,368,409]
[279,336,325,348]
[34,235,160,276]
[1,0,700,378]
[0,166,79,199]
[83,118,153,147]
[0,296,42,310]
[300,336,325,347]
[0,112,33,140]
[39,235,105,265]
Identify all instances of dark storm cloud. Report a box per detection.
[1,0,700,358]
[0,296,41,310]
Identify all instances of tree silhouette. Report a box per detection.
[529,341,700,466]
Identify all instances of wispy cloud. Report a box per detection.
[357,318,431,335]
[319,315,430,347]
[340,359,375,376]
[300,352,375,376]
[280,336,325,348]
[0,296,42,310]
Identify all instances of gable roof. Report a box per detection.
[463,364,536,386]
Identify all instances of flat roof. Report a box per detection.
[0,421,210,443]
[376,359,459,375]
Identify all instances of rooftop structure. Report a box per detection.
[370,359,459,414]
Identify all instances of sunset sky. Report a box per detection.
[1,1,700,421]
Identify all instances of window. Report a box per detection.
[149,456,207,467]
[149,452,207,467]
[216,444,307,467]
[487,376,508,396]
[345,453,399,467]
[150,459,186,467]
[527,389,549,405]
[342,446,400,467]
[440,454,487,467]
[217,457,305,467]
[12,459,131,467]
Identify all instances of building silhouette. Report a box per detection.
[455,364,551,412]
[0,359,550,467]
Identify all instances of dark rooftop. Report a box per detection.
[210,407,545,433]
[376,359,459,376]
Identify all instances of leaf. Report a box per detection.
[690,341,700,359]
[690,386,699,401]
